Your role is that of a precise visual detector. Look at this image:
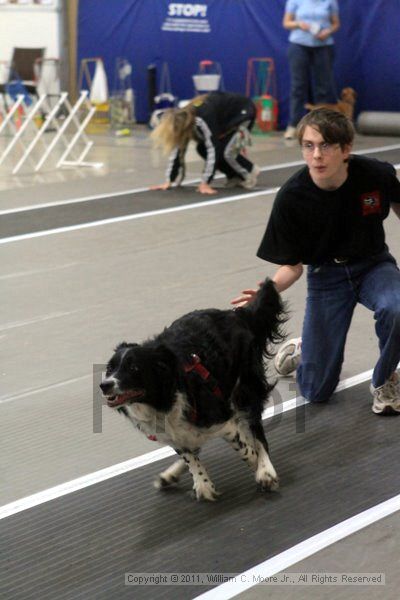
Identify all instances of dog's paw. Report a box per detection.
[193,480,221,501]
[256,468,280,492]
[153,474,178,490]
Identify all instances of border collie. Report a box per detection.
[100,279,285,501]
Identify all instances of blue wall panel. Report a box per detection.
[78,0,400,127]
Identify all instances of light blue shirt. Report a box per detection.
[285,0,339,47]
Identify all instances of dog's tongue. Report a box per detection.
[107,390,143,407]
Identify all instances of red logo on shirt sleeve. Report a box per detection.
[360,190,381,216]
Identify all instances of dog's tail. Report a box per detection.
[237,278,287,357]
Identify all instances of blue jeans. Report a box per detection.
[288,43,336,127]
[297,251,400,402]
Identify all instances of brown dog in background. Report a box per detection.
[305,87,357,120]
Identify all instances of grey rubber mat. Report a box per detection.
[1,381,399,599]
[0,172,280,240]
[2,147,400,240]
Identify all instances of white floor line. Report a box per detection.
[1,147,399,247]
[0,184,153,216]
[0,368,374,520]
[193,494,400,600]
[0,374,92,405]
[0,187,281,246]
[1,141,399,216]
[0,309,81,333]
[194,365,398,600]
[0,165,288,216]
[0,446,176,521]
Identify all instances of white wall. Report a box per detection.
[0,1,61,63]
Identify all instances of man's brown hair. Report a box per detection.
[297,108,355,149]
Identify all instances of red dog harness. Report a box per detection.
[183,353,223,425]
[183,354,223,398]
[147,354,222,441]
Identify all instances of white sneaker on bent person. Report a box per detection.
[225,176,243,188]
[274,337,302,376]
[284,125,297,140]
[370,372,400,414]
[239,164,260,189]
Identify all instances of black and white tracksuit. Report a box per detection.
[166,92,256,185]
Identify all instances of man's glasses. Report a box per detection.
[301,142,339,155]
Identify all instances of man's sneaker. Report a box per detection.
[274,337,302,376]
[370,372,400,414]
[284,125,297,140]
[239,164,260,189]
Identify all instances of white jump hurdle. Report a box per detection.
[0,91,103,174]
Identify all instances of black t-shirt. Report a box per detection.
[257,155,400,266]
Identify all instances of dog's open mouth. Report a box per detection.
[106,390,145,407]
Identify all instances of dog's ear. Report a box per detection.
[114,341,139,352]
[155,344,177,373]
[152,345,177,409]
[115,341,129,352]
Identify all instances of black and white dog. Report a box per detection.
[100,279,285,501]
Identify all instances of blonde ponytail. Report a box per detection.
[151,94,209,154]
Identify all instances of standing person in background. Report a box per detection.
[283,0,340,139]
[150,91,260,194]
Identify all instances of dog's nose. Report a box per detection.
[100,380,114,394]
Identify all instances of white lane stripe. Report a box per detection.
[0,447,176,520]
[194,494,400,600]
[0,161,305,216]
[4,159,397,246]
[1,151,399,247]
[0,184,150,216]
[193,364,399,600]
[0,187,280,246]
[0,167,279,217]
[0,369,374,519]
[0,310,81,332]
[0,262,78,280]
[1,142,399,216]
[0,374,92,405]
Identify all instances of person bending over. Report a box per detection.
[232,108,400,414]
[150,91,260,195]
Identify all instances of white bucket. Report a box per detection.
[192,74,221,92]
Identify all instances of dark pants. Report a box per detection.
[288,43,336,127]
[197,131,254,181]
[197,98,256,181]
[297,251,400,402]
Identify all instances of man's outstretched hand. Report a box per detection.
[230,284,262,308]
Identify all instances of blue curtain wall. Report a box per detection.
[78,0,400,127]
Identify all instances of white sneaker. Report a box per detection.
[274,337,302,376]
[370,372,400,414]
[225,177,243,188]
[239,164,260,189]
[284,126,297,140]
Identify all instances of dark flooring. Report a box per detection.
[1,382,399,600]
[2,148,400,240]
